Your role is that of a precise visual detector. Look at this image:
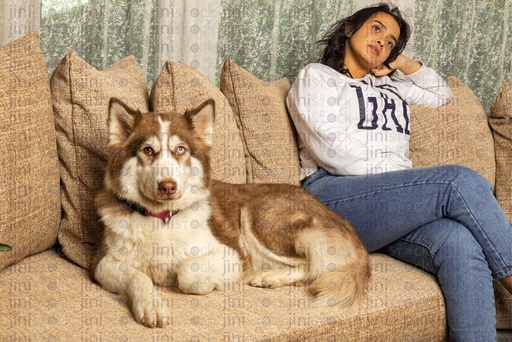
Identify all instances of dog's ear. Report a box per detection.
[185,99,215,147]
[107,97,141,146]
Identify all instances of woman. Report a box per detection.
[286,3,512,341]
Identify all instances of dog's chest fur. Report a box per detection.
[100,203,223,286]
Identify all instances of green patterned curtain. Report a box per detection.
[0,0,510,111]
[414,0,511,111]
[216,0,353,82]
[40,0,158,82]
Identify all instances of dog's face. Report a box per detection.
[105,98,214,211]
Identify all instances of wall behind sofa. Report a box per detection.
[0,0,510,111]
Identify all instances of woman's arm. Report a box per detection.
[372,54,454,107]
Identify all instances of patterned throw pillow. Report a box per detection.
[0,33,60,271]
[489,82,512,223]
[409,76,495,185]
[51,52,149,269]
[220,58,300,185]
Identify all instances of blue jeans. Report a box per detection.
[302,165,512,342]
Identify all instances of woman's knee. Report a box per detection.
[435,165,492,192]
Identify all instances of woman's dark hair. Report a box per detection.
[318,3,411,74]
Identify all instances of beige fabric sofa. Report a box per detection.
[1,33,511,341]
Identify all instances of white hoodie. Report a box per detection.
[286,63,453,179]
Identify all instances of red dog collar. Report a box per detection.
[121,199,179,224]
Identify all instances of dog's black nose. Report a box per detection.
[158,180,177,195]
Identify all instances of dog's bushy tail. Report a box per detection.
[296,228,370,307]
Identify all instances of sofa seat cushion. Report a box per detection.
[1,251,449,340]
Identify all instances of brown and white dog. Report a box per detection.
[92,98,370,328]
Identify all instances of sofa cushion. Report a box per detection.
[151,61,246,184]
[0,250,449,340]
[0,33,60,271]
[51,52,149,269]
[489,82,512,223]
[220,58,300,185]
[409,77,496,185]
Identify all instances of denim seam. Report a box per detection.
[321,180,452,204]
[493,266,512,279]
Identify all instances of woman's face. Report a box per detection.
[346,12,401,71]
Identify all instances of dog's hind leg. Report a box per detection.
[247,264,308,288]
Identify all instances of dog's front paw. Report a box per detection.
[132,293,170,328]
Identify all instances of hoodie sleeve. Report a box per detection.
[393,62,454,107]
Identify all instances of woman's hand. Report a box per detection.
[370,54,422,76]
[370,63,395,77]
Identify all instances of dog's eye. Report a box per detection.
[142,146,154,156]
[176,146,187,155]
